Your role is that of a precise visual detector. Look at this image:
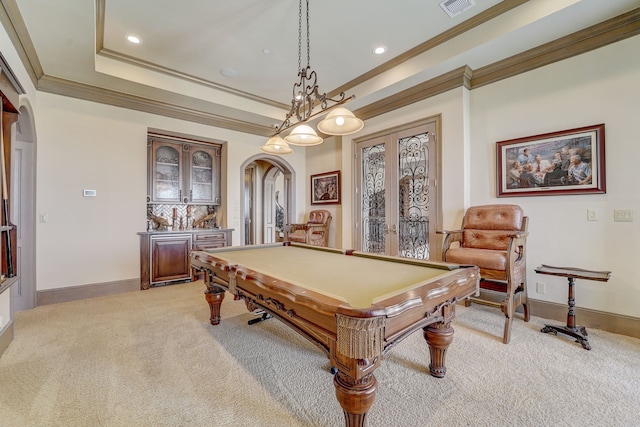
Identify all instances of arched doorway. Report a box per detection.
[240,155,295,246]
[13,99,37,310]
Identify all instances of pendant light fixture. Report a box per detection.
[317,107,364,135]
[260,136,294,155]
[285,124,323,146]
[260,0,363,154]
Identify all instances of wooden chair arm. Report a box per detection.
[286,223,307,233]
[436,229,463,236]
[506,234,527,266]
[506,231,529,239]
[306,224,327,233]
[439,229,463,261]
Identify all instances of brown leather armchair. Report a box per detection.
[439,204,529,344]
[286,210,332,247]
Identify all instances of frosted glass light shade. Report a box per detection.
[317,107,364,135]
[284,124,323,146]
[260,136,293,155]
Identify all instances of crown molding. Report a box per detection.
[0,50,24,109]
[355,8,640,122]
[353,66,473,121]
[98,48,289,112]
[328,0,529,100]
[94,0,287,112]
[471,7,640,88]
[0,0,43,85]
[37,75,274,137]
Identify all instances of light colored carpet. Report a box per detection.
[0,280,639,427]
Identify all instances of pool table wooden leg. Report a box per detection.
[204,285,226,325]
[423,321,454,378]
[333,371,377,427]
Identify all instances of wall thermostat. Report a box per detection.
[83,189,97,197]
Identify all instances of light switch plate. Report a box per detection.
[614,209,633,222]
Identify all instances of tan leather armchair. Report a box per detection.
[286,210,332,247]
[439,204,529,344]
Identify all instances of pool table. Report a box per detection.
[190,242,479,427]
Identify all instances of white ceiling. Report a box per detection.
[8,0,640,133]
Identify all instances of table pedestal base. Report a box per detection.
[541,324,590,350]
[534,267,610,352]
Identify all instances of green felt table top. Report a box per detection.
[201,245,460,309]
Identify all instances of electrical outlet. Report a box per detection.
[587,209,598,221]
[536,282,546,294]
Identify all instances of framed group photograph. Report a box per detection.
[497,124,606,197]
[311,170,341,205]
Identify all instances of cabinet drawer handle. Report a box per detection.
[199,234,222,240]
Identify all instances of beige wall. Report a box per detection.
[33,93,307,290]
[469,35,640,317]
[305,136,343,248]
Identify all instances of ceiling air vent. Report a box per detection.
[439,0,476,18]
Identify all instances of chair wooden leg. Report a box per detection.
[521,283,531,322]
[513,280,531,323]
[522,300,530,322]
[503,314,513,344]
[501,296,515,345]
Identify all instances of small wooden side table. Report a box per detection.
[535,265,611,350]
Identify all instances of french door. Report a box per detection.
[355,118,438,259]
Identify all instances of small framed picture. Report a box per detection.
[311,170,341,205]
[497,124,605,197]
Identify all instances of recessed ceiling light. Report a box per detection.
[263,48,270,54]
[127,35,142,44]
[220,68,238,77]
[373,46,387,55]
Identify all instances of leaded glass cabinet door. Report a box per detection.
[187,145,221,204]
[356,119,437,260]
[152,141,183,203]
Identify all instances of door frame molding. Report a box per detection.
[353,114,442,258]
[239,154,296,246]
[13,98,37,310]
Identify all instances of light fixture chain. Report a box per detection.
[306,0,310,67]
[298,0,302,72]
[266,0,360,143]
